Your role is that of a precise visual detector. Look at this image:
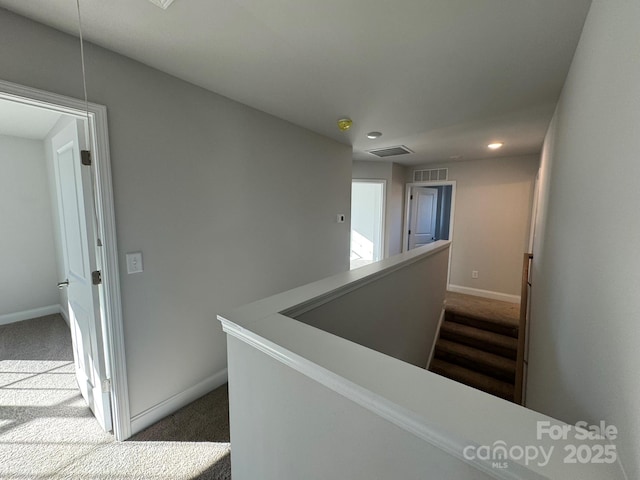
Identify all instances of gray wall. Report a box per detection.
[527,0,640,477]
[389,163,406,255]
[296,245,449,368]
[0,9,352,419]
[0,134,58,318]
[409,155,539,296]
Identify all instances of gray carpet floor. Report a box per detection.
[0,314,231,479]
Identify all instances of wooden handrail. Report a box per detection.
[514,252,533,405]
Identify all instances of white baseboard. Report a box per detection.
[129,368,228,436]
[58,305,70,325]
[448,284,521,304]
[0,305,61,326]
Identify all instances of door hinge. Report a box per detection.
[408,230,411,235]
[81,150,92,166]
[410,194,413,200]
[92,270,102,285]
[102,379,111,393]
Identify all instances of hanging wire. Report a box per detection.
[77,0,90,126]
[76,0,103,247]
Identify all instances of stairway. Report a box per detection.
[429,292,520,402]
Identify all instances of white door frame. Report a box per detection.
[0,79,131,440]
[403,181,456,286]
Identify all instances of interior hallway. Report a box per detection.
[0,314,231,479]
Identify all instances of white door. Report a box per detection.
[52,120,112,432]
[408,187,438,249]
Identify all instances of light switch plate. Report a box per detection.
[126,252,143,274]
[337,214,345,223]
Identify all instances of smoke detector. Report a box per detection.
[147,0,176,9]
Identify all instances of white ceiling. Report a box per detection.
[0,98,62,140]
[0,0,592,165]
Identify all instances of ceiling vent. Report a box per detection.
[147,0,176,9]
[413,168,448,182]
[367,145,413,158]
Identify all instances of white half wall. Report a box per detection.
[409,155,539,296]
[220,239,627,480]
[295,243,449,368]
[0,10,352,421]
[527,0,640,477]
[227,335,496,480]
[0,134,59,318]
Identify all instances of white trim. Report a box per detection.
[58,304,70,325]
[426,308,446,369]
[221,317,529,480]
[0,305,60,326]
[402,181,456,287]
[0,79,131,441]
[448,284,521,304]
[130,369,228,436]
[283,241,451,318]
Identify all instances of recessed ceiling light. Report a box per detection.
[147,0,176,9]
[367,131,382,139]
[488,142,504,150]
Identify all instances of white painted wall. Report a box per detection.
[0,134,59,319]
[409,156,539,296]
[0,10,352,422]
[527,0,640,477]
[352,161,407,257]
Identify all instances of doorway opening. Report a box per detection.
[0,79,130,440]
[350,180,386,270]
[403,181,456,283]
[404,182,455,250]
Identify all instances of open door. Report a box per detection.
[408,187,438,249]
[52,119,112,432]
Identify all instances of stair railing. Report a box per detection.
[514,252,533,405]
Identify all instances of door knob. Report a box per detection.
[57,280,69,289]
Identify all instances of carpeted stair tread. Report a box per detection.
[445,291,519,326]
[430,358,514,401]
[439,320,517,359]
[434,338,516,382]
[445,310,518,338]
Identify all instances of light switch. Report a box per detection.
[337,214,345,223]
[126,252,143,274]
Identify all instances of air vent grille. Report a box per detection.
[367,145,413,158]
[413,168,448,182]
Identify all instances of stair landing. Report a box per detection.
[444,291,519,327]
